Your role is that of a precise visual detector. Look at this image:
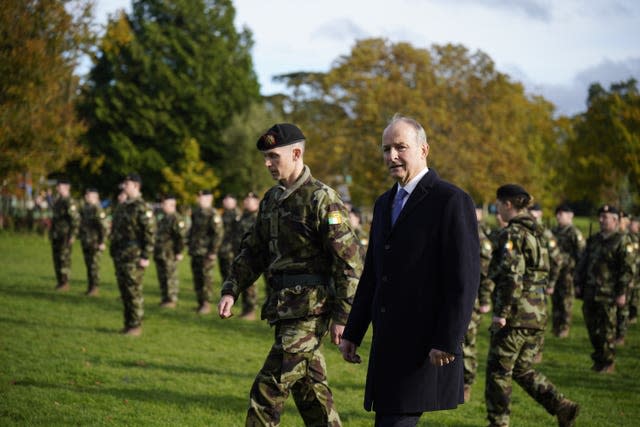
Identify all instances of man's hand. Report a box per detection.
[69,237,75,245]
[330,322,345,345]
[208,253,217,261]
[492,316,506,329]
[478,304,491,314]
[218,295,235,319]
[176,253,184,262]
[616,294,626,308]
[545,287,554,295]
[139,258,150,268]
[429,349,455,366]
[339,338,361,364]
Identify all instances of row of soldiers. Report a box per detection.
[463,199,639,407]
[48,175,262,335]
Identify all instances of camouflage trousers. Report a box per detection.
[81,244,102,289]
[583,298,617,367]
[51,238,72,286]
[155,256,179,302]
[485,327,565,427]
[114,258,145,329]
[615,285,633,339]
[246,315,341,427]
[191,255,213,305]
[463,308,481,385]
[551,269,575,334]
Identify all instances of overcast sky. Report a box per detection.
[94,0,640,116]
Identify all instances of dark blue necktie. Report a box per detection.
[391,188,408,226]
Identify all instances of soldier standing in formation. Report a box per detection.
[629,215,640,324]
[463,206,494,402]
[50,178,80,291]
[615,211,634,345]
[575,205,634,372]
[154,194,186,308]
[218,123,363,427]
[550,204,585,338]
[485,184,579,427]
[218,194,240,282]
[79,188,108,296]
[109,173,155,336]
[188,190,223,315]
[232,192,260,320]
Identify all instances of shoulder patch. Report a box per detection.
[626,243,634,254]
[145,210,153,218]
[483,241,492,252]
[505,240,514,251]
[214,216,221,224]
[549,240,557,248]
[99,212,106,219]
[70,205,76,211]
[328,211,342,225]
[178,221,185,228]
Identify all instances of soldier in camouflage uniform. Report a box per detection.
[109,174,155,336]
[614,211,635,345]
[154,195,186,308]
[629,216,640,324]
[463,207,494,402]
[550,204,585,338]
[485,184,579,427]
[50,178,80,291]
[79,188,108,296]
[575,205,634,372]
[188,190,223,314]
[218,194,240,281]
[218,123,363,427]
[233,192,260,319]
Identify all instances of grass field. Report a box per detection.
[1,231,639,426]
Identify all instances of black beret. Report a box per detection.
[85,187,99,194]
[598,204,619,215]
[620,210,629,218]
[57,178,70,185]
[256,123,306,151]
[555,204,573,214]
[223,194,236,199]
[529,203,542,211]
[163,194,177,201]
[198,189,212,196]
[124,173,142,184]
[496,184,529,200]
[245,191,259,199]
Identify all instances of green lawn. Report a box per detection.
[1,232,639,426]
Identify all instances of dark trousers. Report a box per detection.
[375,413,422,427]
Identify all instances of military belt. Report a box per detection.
[269,274,330,291]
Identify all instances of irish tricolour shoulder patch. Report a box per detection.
[328,211,342,225]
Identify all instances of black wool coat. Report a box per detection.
[343,170,480,413]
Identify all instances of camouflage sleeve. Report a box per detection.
[221,208,268,299]
[69,199,81,238]
[174,215,186,255]
[546,233,562,291]
[489,229,524,320]
[616,235,635,296]
[316,189,363,325]
[138,202,155,260]
[573,228,586,262]
[207,213,223,255]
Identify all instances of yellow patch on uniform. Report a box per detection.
[483,241,492,252]
[328,211,342,225]
[178,221,185,228]
[70,205,76,211]
[145,210,153,218]
[634,242,639,251]
[577,234,583,241]
[505,240,513,251]
[549,240,557,248]
[626,244,634,254]
[99,212,106,219]
[214,216,221,223]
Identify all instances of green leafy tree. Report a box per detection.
[76,0,259,197]
[0,0,93,181]
[565,79,640,210]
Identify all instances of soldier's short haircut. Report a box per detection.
[385,114,428,146]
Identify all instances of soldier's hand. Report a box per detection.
[98,243,106,251]
[139,258,150,268]
[478,304,491,314]
[575,286,582,299]
[176,253,184,261]
[616,294,626,308]
[208,253,217,261]
[545,287,554,295]
[339,339,361,364]
[492,316,506,329]
[330,322,345,345]
[69,237,75,245]
[429,349,455,367]
[218,295,235,319]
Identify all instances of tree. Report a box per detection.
[275,39,560,208]
[76,0,260,197]
[565,79,640,210]
[0,0,93,182]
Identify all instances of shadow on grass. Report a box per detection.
[113,360,257,379]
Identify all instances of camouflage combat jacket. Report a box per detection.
[188,207,223,257]
[219,208,240,256]
[540,223,562,290]
[552,223,585,271]
[489,213,550,330]
[221,166,363,325]
[478,224,495,307]
[232,210,258,253]
[154,212,186,259]
[575,231,635,302]
[109,197,155,261]
[50,196,80,241]
[79,203,108,248]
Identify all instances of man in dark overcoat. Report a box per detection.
[340,115,480,427]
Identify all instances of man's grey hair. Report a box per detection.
[385,114,428,146]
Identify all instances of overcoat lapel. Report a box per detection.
[392,170,437,229]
